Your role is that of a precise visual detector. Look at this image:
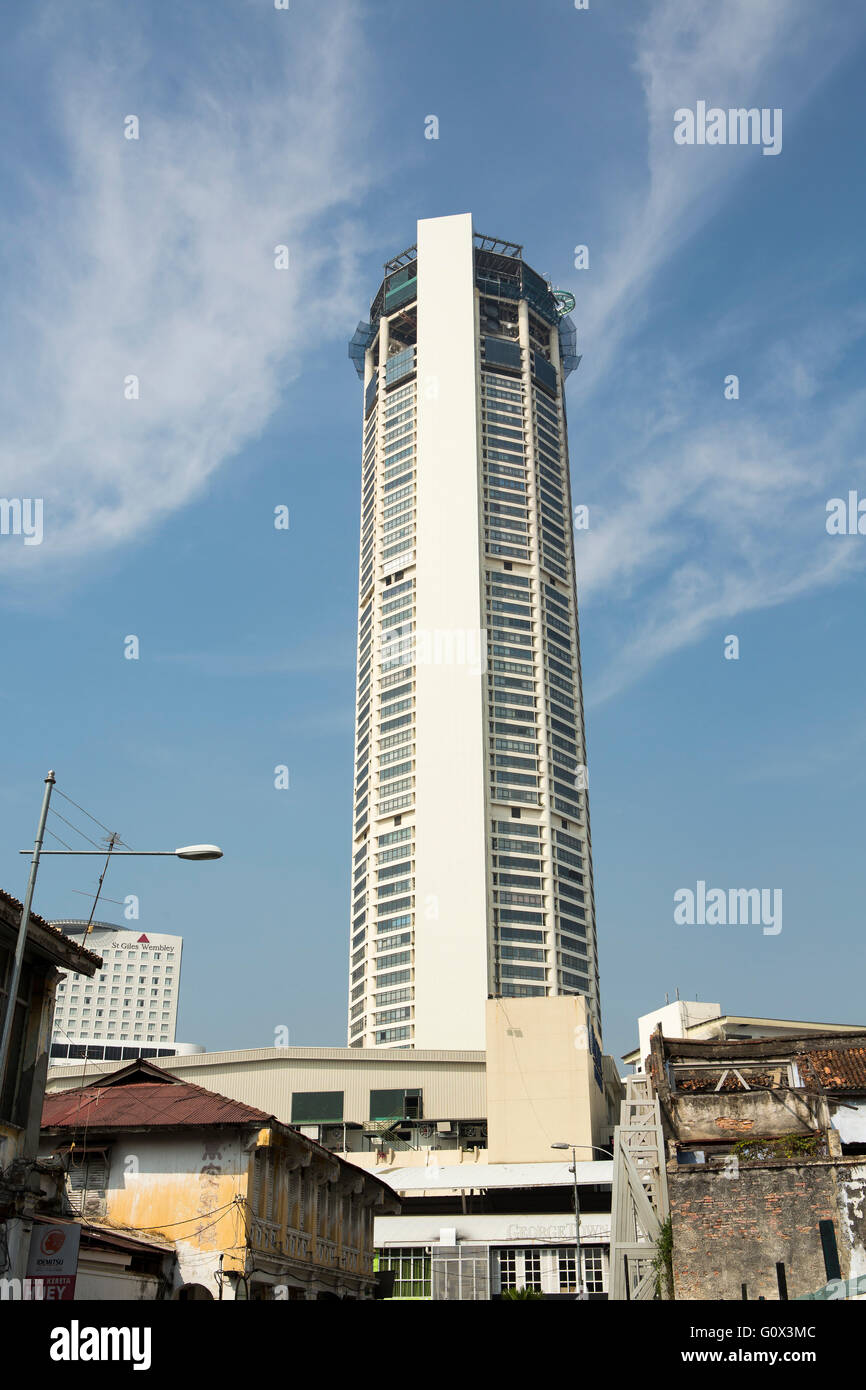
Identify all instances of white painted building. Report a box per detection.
[49,920,202,1064]
[375,1162,613,1300]
[347,214,598,1051]
[623,999,866,1073]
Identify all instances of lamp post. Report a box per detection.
[551,1142,615,1300]
[27,847,224,859]
[0,769,222,1098]
[0,771,56,1102]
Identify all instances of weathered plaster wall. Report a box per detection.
[75,1267,163,1300]
[106,1131,248,1285]
[837,1163,866,1284]
[668,1091,820,1145]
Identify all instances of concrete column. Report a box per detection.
[413,211,488,1051]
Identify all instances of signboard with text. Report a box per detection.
[27,1221,81,1300]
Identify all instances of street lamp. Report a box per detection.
[28,845,223,860]
[0,770,222,1097]
[551,1142,614,1299]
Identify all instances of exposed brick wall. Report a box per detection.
[670,1161,843,1300]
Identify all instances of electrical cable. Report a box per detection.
[48,808,105,851]
[53,788,133,849]
[45,827,75,852]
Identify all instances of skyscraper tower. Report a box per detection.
[346,214,597,1051]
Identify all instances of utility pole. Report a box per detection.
[570,1148,585,1299]
[0,771,55,1099]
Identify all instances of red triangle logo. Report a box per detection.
[137,934,150,943]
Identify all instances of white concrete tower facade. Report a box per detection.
[347,214,598,1052]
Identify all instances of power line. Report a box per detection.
[70,889,126,907]
[46,827,75,852]
[48,808,104,851]
[53,787,132,849]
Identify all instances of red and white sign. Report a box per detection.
[27,1221,81,1300]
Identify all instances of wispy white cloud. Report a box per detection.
[579,369,866,704]
[578,0,861,388]
[572,0,866,703]
[0,2,375,576]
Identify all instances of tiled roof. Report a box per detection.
[0,887,56,933]
[796,1047,866,1092]
[0,888,102,968]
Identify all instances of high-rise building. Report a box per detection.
[346,213,598,1052]
[48,920,201,1065]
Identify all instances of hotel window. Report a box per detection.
[375,1026,410,1043]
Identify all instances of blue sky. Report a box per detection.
[1,0,864,1062]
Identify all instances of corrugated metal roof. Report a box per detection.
[42,1061,401,1208]
[623,1016,866,1061]
[42,1073,275,1132]
[379,1160,613,1192]
[119,1045,486,1064]
[33,1214,175,1254]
